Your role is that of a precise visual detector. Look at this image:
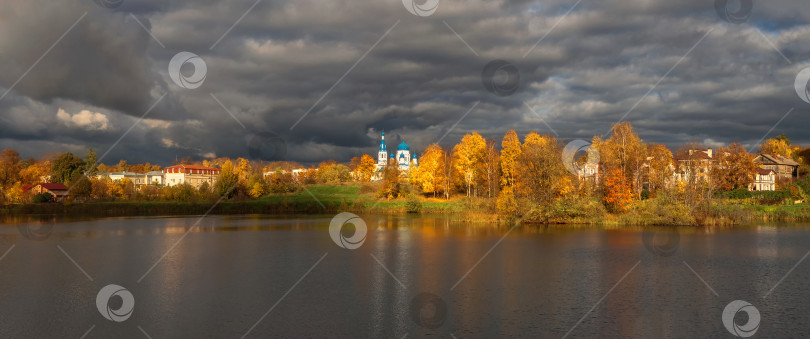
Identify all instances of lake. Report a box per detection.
[1,214,809,338]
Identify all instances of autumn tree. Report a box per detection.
[760,135,799,161]
[317,161,351,184]
[499,130,521,188]
[51,152,85,185]
[72,177,93,199]
[379,158,401,199]
[114,159,128,172]
[711,143,756,191]
[646,144,673,192]
[452,132,486,196]
[481,139,500,198]
[91,178,112,199]
[215,159,239,198]
[356,154,376,182]
[235,158,253,187]
[247,173,267,198]
[410,144,446,197]
[595,122,647,197]
[515,132,569,204]
[84,148,98,176]
[603,169,633,212]
[0,149,21,189]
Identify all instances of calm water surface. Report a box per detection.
[1,214,809,338]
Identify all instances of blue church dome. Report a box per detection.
[389,153,395,159]
[397,141,410,151]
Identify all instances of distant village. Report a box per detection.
[6,124,808,208]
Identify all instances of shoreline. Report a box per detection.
[4,199,810,226]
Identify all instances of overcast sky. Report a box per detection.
[1,0,810,165]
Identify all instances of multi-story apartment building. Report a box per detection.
[163,165,221,188]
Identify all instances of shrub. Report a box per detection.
[714,189,789,205]
[32,193,54,203]
[641,190,650,200]
[496,186,518,219]
[405,194,422,214]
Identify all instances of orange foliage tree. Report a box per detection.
[603,169,633,212]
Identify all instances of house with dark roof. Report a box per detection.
[673,148,713,183]
[23,183,70,201]
[753,154,799,180]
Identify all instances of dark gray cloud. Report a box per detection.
[2,0,810,166]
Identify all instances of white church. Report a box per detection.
[376,131,418,173]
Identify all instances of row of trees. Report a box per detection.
[371,123,809,215]
[2,122,808,213]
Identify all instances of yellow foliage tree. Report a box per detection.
[410,144,446,196]
[760,135,798,159]
[249,181,265,198]
[647,143,673,192]
[499,130,522,188]
[596,122,647,197]
[452,132,486,196]
[515,132,570,203]
[356,154,376,182]
[711,143,756,191]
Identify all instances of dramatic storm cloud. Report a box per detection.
[1,0,810,164]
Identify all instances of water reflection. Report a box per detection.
[1,215,810,337]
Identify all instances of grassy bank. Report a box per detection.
[0,184,464,218]
[4,184,810,226]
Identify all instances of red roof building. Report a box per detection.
[23,183,70,200]
[163,165,221,188]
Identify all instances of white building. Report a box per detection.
[145,171,164,186]
[95,171,149,186]
[163,165,221,188]
[576,163,599,184]
[749,168,776,191]
[374,131,418,173]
